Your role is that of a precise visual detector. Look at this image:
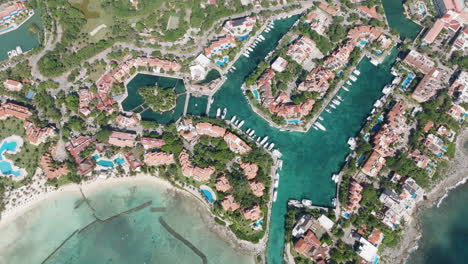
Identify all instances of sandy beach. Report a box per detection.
[380,128,468,264]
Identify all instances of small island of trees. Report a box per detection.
[138,85,177,112]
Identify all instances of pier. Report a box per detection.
[183,92,190,116]
[79,187,97,212]
[159,216,208,264]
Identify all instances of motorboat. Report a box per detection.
[230,115,237,123]
[348,137,357,150]
[237,120,244,128]
[315,122,326,131]
[216,108,221,118]
[221,108,227,119]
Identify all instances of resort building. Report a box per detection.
[403,50,435,74]
[412,68,445,103]
[249,181,265,197]
[221,194,240,211]
[292,215,314,238]
[190,54,211,81]
[77,158,94,175]
[78,88,94,116]
[144,151,175,166]
[368,229,384,247]
[294,230,322,257]
[304,9,332,35]
[357,5,382,20]
[373,103,408,157]
[407,149,432,169]
[0,102,32,120]
[297,66,335,96]
[323,40,355,70]
[108,131,137,148]
[358,237,379,263]
[196,122,226,137]
[222,16,256,39]
[66,136,95,164]
[179,149,215,181]
[318,2,340,16]
[124,151,143,171]
[380,178,424,229]
[271,56,288,73]
[453,26,468,52]
[0,2,27,28]
[447,103,467,122]
[240,161,258,180]
[437,125,456,142]
[215,176,232,192]
[115,115,139,128]
[140,137,166,149]
[40,154,69,179]
[204,35,237,58]
[286,36,323,65]
[268,92,315,119]
[424,133,447,156]
[361,151,386,177]
[177,119,199,143]
[3,79,23,91]
[344,180,363,213]
[423,10,466,44]
[223,132,252,154]
[347,25,383,44]
[449,71,468,103]
[23,121,55,145]
[243,204,262,221]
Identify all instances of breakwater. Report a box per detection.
[159,216,208,264]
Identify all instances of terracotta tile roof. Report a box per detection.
[221,194,240,211]
[215,176,232,192]
[144,151,175,166]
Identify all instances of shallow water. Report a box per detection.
[0,182,255,264]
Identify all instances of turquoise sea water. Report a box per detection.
[0,10,42,62]
[381,0,422,40]
[0,182,255,264]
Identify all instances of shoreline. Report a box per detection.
[380,127,468,264]
[0,173,264,257]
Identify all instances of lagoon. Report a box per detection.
[0,9,42,62]
[381,0,422,40]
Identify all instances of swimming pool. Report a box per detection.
[375,50,383,55]
[97,159,114,167]
[286,119,301,124]
[0,139,21,177]
[252,89,260,101]
[215,56,229,66]
[254,219,263,227]
[114,158,125,165]
[400,74,415,91]
[418,3,427,16]
[201,189,214,203]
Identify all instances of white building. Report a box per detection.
[271,56,288,72]
[358,237,379,263]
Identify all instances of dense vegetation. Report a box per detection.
[138,85,177,112]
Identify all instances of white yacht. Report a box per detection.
[246,128,251,134]
[260,136,269,145]
[237,120,244,128]
[230,115,237,123]
[353,69,361,76]
[330,104,336,109]
[249,130,255,137]
[216,108,221,118]
[318,116,324,121]
[273,190,278,202]
[268,143,275,151]
[348,137,357,150]
[349,75,358,82]
[16,46,23,54]
[337,95,343,101]
[342,86,349,92]
[315,122,326,131]
[221,108,227,119]
[325,109,331,113]
[346,80,352,86]
[332,99,341,105]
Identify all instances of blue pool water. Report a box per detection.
[252,89,260,100]
[0,140,21,177]
[401,73,415,91]
[254,219,263,227]
[92,154,99,160]
[215,56,229,66]
[238,33,250,41]
[114,158,125,165]
[201,189,214,203]
[375,50,383,55]
[418,3,427,16]
[286,120,301,124]
[96,160,114,167]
